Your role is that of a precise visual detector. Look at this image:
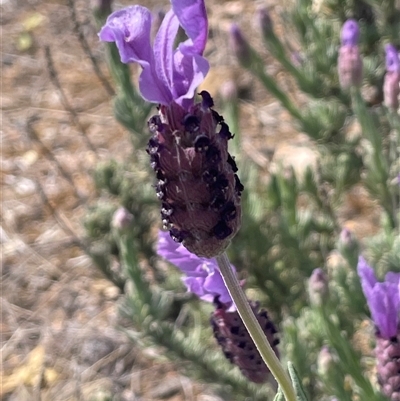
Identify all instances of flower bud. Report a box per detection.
[341,19,360,46]
[308,268,329,306]
[337,227,359,265]
[211,299,279,383]
[317,346,335,377]
[257,8,273,39]
[112,207,133,231]
[219,81,238,102]
[383,45,400,110]
[338,20,363,89]
[147,91,242,258]
[230,24,253,69]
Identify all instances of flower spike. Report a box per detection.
[358,256,400,401]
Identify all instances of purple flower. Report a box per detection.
[157,231,236,308]
[99,0,209,109]
[385,44,400,73]
[357,256,400,339]
[383,45,400,109]
[338,20,362,89]
[340,19,360,46]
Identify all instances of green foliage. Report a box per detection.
[88,2,400,401]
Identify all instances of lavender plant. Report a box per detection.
[84,0,400,400]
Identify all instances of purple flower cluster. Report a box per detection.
[338,19,363,89]
[358,256,400,401]
[99,0,209,110]
[357,256,400,339]
[384,44,400,110]
[157,230,236,309]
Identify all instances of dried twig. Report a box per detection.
[44,46,98,158]
[67,0,115,97]
[25,116,85,202]
[34,179,88,253]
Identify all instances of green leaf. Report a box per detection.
[288,362,309,401]
[273,388,285,401]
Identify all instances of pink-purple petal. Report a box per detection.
[340,19,360,46]
[203,269,232,305]
[369,284,399,338]
[171,0,208,55]
[357,256,400,339]
[99,0,209,108]
[99,6,153,64]
[157,230,236,308]
[153,10,180,94]
[172,51,209,106]
[385,44,400,73]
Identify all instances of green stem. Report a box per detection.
[216,252,297,401]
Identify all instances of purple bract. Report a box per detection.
[385,44,400,73]
[357,256,400,339]
[157,230,236,308]
[340,19,360,46]
[99,0,209,109]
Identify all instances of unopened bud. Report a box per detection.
[317,346,335,377]
[308,268,329,305]
[230,24,253,69]
[257,8,273,38]
[341,19,360,46]
[338,227,359,265]
[219,81,238,102]
[112,207,133,231]
[384,45,400,110]
[338,20,363,89]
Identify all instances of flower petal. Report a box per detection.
[172,51,209,108]
[358,256,400,338]
[99,6,153,65]
[357,256,377,300]
[203,268,232,305]
[340,19,360,46]
[171,0,208,55]
[368,283,399,338]
[150,10,179,101]
[385,44,400,73]
[157,230,236,308]
[99,6,173,104]
[157,231,202,272]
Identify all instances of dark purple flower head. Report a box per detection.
[357,256,400,339]
[385,44,400,73]
[211,299,279,383]
[340,19,360,46]
[99,0,209,110]
[157,230,237,308]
